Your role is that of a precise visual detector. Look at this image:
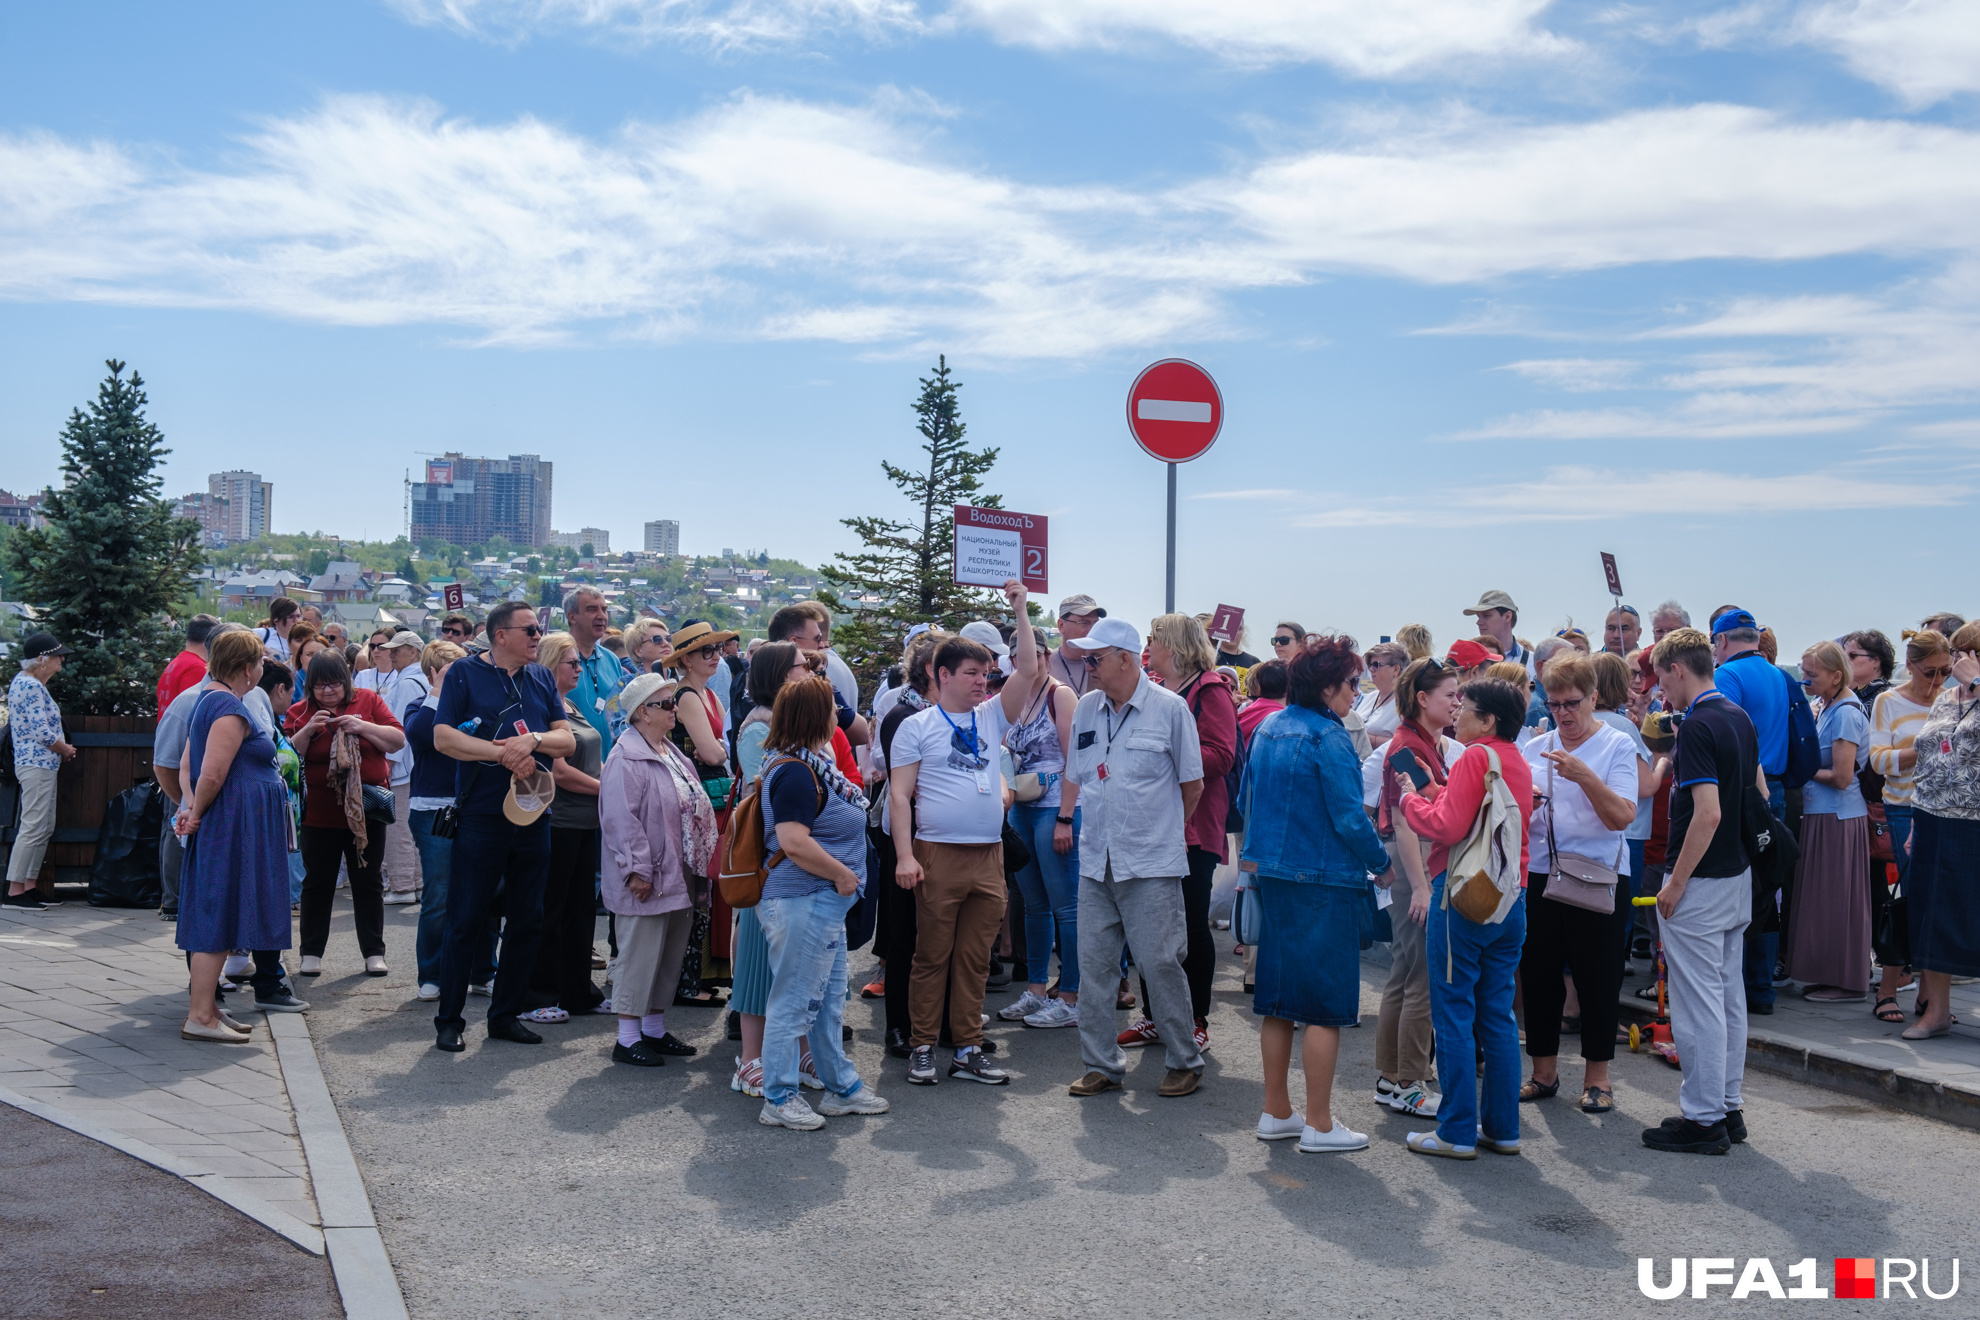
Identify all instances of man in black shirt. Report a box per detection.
[1644,627,1761,1155]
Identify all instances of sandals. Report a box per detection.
[1914,999,1961,1025]
[518,1006,569,1024]
[1580,1086,1614,1114]
[674,990,728,1008]
[1559,1015,1582,1034]
[1519,1077,1559,1103]
[1874,997,1906,1024]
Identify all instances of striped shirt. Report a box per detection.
[1867,688,1934,807]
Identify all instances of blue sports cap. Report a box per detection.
[1711,609,1759,636]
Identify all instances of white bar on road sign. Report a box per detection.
[1137,399,1213,423]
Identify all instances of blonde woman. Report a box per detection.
[529,632,606,1022]
[1395,623,1433,662]
[1786,640,1871,1001]
[622,618,673,681]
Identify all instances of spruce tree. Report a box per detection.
[821,356,1008,687]
[2,361,204,715]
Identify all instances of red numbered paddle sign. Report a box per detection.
[1127,358,1223,463]
[442,582,465,612]
[953,505,1048,595]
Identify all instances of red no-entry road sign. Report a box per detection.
[1127,358,1223,463]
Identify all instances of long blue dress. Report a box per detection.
[176,688,293,954]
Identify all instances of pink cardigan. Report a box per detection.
[599,730,697,916]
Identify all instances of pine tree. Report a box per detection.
[821,356,1007,688]
[2,361,204,715]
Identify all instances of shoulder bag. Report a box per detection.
[1540,742,1620,913]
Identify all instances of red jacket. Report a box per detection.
[1179,671,1238,863]
[1398,736,1533,882]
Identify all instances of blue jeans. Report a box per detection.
[1426,874,1526,1149]
[434,811,549,1033]
[757,888,864,1105]
[1744,777,1787,1007]
[412,809,495,987]
[1008,796,1081,993]
[1887,804,1914,887]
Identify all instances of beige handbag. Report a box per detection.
[1542,754,1620,914]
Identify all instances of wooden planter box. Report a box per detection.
[19,715,156,891]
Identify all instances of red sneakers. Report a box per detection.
[1117,1019,1161,1048]
[1194,1018,1210,1051]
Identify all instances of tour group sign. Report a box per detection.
[953,504,1048,595]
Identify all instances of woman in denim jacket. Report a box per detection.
[1240,635,1395,1154]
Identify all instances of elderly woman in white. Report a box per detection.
[5,633,79,912]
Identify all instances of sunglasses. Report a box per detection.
[441,627,467,638]
[690,645,719,659]
[641,698,679,713]
[497,624,543,638]
[1915,665,1953,680]
[1272,635,1296,647]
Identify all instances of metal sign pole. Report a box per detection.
[1165,461,1177,613]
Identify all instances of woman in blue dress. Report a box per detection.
[173,630,295,1043]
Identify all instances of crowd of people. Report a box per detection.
[7,581,1980,1159]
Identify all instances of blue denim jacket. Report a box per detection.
[1240,704,1391,887]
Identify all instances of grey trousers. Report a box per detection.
[1662,870,1751,1124]
[159,792,185,912]
[1077,870,1205,1080]
[384,782,420,893]
[7,768,58,888]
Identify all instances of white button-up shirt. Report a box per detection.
[1064,674,1203,882]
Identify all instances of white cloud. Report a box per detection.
[0,93,1278,357]
[6,96,1980,361]
[390,0,918,48]
[395,0,1572,73]
[1216,104,1980,283]
[951,0,1571,75]
[1498,358,1638,391]
[1453,264,1980,440]
[1794,0,1980,106]
[1289,463,1963,526]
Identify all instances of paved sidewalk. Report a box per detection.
[1615,955,1980,1128]
[0,904,318,1230]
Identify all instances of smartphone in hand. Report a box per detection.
[1390,746,1431,791]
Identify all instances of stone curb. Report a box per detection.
[0,1082,327,1256]
[267,1010,411,1320]
[1615,996,1980,1132]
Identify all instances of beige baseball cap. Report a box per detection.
[1057,593,1105,618]
[503,767,557,826]
[1463,589,1518,616]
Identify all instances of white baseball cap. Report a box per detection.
[960,621,1010,657]
[1060,617,1142,654]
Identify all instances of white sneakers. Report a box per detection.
[1390,1082,1442,1118]
[999,990,1051,1021]
[731,1056,765,1097]
[816,1086,890,1116]
[1406,1130,1477,1160]
[1256,1111,1305,1141]
[1299,1120,1370,1153]
[1022,999,1079,1029]
[467,981,492,997]
[221,954,253,979]
[758,1095,825,1130]
[364,956,388,977]
[297,955,322,977]
[382,890,419,906]
[417,983,441,1001]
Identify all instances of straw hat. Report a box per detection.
[668,621,738,654]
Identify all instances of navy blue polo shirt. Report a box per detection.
[433,653,563,816]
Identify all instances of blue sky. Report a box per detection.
[2,1,1976,655]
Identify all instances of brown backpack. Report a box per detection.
[715,756,821,909]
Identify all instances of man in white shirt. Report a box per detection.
[1057,617,1208,1099]
[370,632,430,902]
[889,580,1039,1087]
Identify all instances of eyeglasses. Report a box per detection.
[691,645,718,659]
[1845,650,1870,661]
[641,698,679,713]
[1544,695,1590,713]
[1914,665,1952,681]
[560,656,582,668]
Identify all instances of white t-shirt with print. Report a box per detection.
[890,698,1012,845]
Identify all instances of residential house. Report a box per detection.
[309,561,368,603]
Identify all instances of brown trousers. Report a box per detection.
[909,839,1006,1048]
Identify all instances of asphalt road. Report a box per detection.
[0,1104,344,1320]
[305,900,1980,1319]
